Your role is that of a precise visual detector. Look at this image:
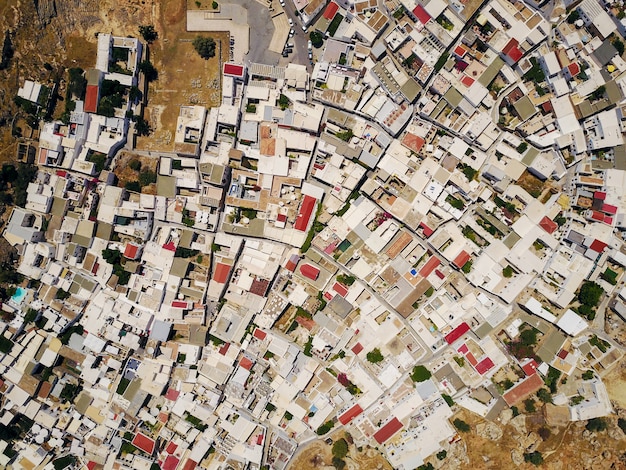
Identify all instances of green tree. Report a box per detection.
[537,388,553,404]
[366,348,384,363]
[436,450,447,460]
[586,417,607,432]
[524,451,543,466]
[310,31,324,48]
[135,116,151,136]
[578,281,604,307]
[102,248,122,265]
[582,370,594,380]
[138,60,158,81]
[332,438,348,459]
[453,418,470,432]
[139,25,158,43]
[139,170,157,187]
[502,265,514,278]
[618,418,626,434]
[524,398,536,413]
[129,86,142,103]
[614,38,625,56]
[125,181,141,192]
[193,36,216,59]
[278,93,290,110]
[0,30,14,70]
[129,159,142,171]
[411,365,431,382]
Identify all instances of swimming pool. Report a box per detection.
[11,287,27,304]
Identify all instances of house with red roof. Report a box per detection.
[323,1,339,20]
[452,250,471,270]
[539,216,557,234]
[84,85,100,114]
[338,404,363,425]
[412,5,431,25]
[223,62,246,79]
[373,417,404,444]
[294,195,317,231]
[299,263,320,280]
[502,38,523,64]
[132,432,156,454]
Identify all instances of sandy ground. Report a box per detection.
[287,431,393,470]
[134,0,228,151]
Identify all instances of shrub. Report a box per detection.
[582,370,594,380]
[332,438,348,459]
[125,181,141,192]
[366,348,384,363]
[138,60,158,81]
[139,170,157,187]
[524,451,543,466]
[139,25,158,43]
[193,36,216,59]
[503,265,514,278]
[410,365,431,382]
[524,399,536,413]
[129,159,142,171]
[437,450,447,460]
[310,31,323,48]
[586,417,607,432]
[618,418,626,434]
[453,418,470,432]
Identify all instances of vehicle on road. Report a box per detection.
[288,18,293,26]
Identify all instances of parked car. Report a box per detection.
[288,18,293,26]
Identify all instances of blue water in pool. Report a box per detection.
[11,287,26,304]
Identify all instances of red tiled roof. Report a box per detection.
[373,417,403,444]
[458,344,468,354]
[419,256,440,277]
[461,75,475,87]
[166,441,178,454]
[454,45,466,57]
[453,250,471,269]
[567,62,580,76]
[214,263,230,283]
[602,203,617,215]
[223,63,245,77]
[589,210,604,221]
[254,328,267,340]
[420,222,434,237]
[87,462,97,470]
[219,343,230,355]
[412,4,431,25]
[85,85,99,113]
[594,191,606,200]
[163,241,176,252]
[165,388,180,401]
[445,322,470,344]
[323,1,339,20]
[163,456,180,470]
[171,300,188,309]
[240,357,253,370]
[294,195,316,231]
[257,434,264,445]
[338,404,363,425]
[352,342,363,354]
[502,38,522,62]
[277,213,287,222]
[521,359,539,376]
[435,269,445,279]
[333,282,348,297]
[401,132,426,153]
[132,432,155,454]
[589,239,607,252]
[466,352,478,367]
[475,357,495,375]
[124,243,140,259]
[503,373,544,406]
[539,216,557,234]
[300,263,320,280]
[182,459,198,470]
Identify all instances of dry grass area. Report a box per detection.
[287,430,392,470]
[135,0,228,151]
[517,170,546,199]
[604,360,626,408]
[113,151,159,194]
[446,407,626,470]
